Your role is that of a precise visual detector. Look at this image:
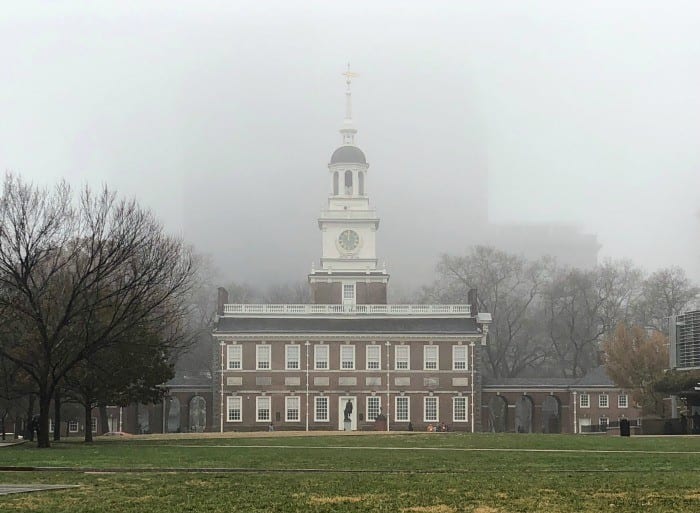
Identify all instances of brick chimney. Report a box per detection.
[467,288,478,317]
[217,287,229,316]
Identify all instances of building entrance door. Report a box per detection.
[338,396,357,431]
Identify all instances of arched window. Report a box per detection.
[189,396,207,433]
[167,396,181,433]
[344,170,353,195]
[333,172,339,195]
[488,396,508,433]
[515,396,533,434]
[358,172,365,195]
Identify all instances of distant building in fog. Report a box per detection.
[482,222,600,269]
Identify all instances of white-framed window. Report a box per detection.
[285,344,300,370]
[367,396,382,422]
[315,344,329,370]
[256,396,271,422]
[91,417,97,433]
[424,345,439,370]
[256,344,271,370]
[395,345,410,370]
[618,394,628,408]
[453,396,468,422]
[424,396,439,422]
[366,345,381,370]
[68,420,79,433]
[227,344,242,370]
[340,344,355,370]
[599,394,609,408]
[227,396,242,422]
[599,417,609,430]
[343,283,355,302]
[315,396,329,422]
[285,396,300,422]
[395,396,410,422]
[579,393,590,408]
[48,418,54,434]
[452,345,467,370]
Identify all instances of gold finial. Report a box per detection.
[342,62,358,85]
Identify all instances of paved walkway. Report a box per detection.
[0,484,79,495]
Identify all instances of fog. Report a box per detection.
[2,1,699,291]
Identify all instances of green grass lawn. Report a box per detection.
[1,433,699,512]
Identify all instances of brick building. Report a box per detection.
[212,71,492,431]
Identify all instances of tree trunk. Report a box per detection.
[84,403,93,443]
[37,394,51,448]
[99,404,109,434]
[53,389,61,441]
[25,394,35,441]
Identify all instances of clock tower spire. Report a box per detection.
[308,67,389,306]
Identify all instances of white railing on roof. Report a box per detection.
[222,304,471,316]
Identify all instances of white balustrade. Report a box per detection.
[222,304,471,316]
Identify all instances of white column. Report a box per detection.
[220,341,225,433]
[385,341,391,432]
[470,341,476,433]
[305,341,311,432]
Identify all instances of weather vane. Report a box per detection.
[342,62,358,87]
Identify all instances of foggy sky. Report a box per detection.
[2,1,699,292]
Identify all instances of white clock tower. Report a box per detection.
[309,67,389,305]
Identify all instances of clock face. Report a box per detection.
[338,229,360,252]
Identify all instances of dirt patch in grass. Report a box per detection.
[684,493,700,500]
[308,495,366,504]
[473,507,500,513]
[593,492,628,499]
[401,506,456,513]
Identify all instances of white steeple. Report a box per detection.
[340,63,358,145]
[309,66,389,305]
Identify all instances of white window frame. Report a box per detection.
[395,345,410,370]
[227,396,242,422]
[91,417,97,433]
[256,344,271,370]
[395,396,410,422]
[618,394,628,408]
[366,345,381,370]
[599,417,609,429]
[453,396,468,422]
[227,344,242,370]
[340,344,355,370]
[424,396,439,423]
[48,418,54,434]
[424,345,439,370]
[285,396,300,422]
[314,396,329,422]
[599,394,609,408]
[343,283,355,304]
[366,396,381,422]
[68,420,79,433]
[315,344,329,370]
[579,393,590,408]
[256,396,271,422]
[285,344,300,370]
[452,345,467,370]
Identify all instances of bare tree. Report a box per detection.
[633,267,699,330]
[427,247,549,377]
[0,174,195,447]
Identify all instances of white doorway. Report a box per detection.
[578,418,591,434]
[338,396,357,431]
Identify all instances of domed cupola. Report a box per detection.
[330,145,367,165]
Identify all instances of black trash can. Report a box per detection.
[620,418,630,437]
